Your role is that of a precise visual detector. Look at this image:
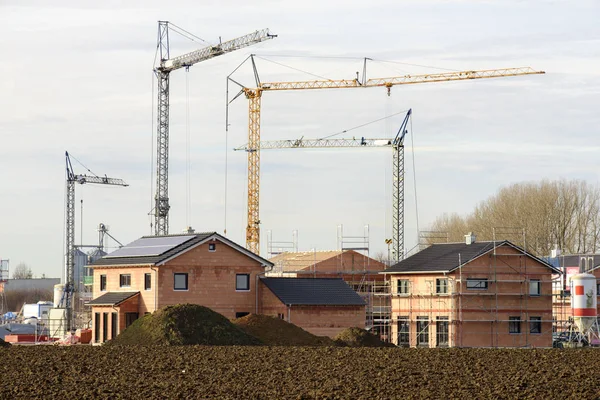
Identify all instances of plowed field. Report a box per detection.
[1,347,598,399]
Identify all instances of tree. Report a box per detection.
[12,263,33,279]
[427,179,600,256]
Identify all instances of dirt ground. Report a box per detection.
[1,346,598,399]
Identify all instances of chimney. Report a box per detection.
[465,232,476,245]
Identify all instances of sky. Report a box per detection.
[1,0,599,279]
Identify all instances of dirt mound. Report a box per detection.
[109,304,261,346]
[233,314,334,346]
[0,338,10,348]
[334,327,395,347]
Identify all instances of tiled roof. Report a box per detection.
[91,232,273,268]
[384,240,560,274]
[260,277,366,306]
[87,292,139,306]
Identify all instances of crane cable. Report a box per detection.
[318,109,409,140]
[185,67,191,227]
[410,116,420,239]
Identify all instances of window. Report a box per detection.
[416,316,429,347]
[144,273,151,290]
[466,278,488,290]
[236,274,250,291]
[102,313,108,343]
[100,275,107,291]
[509,316,521,334]
[436,278,448,294]
[235,312,250,319]
[111,312,117,339]
[529,279,541,296]
[119,274,131,288]
[436,317,449,347]
[208,243,216,252]
[277,313,285,320]
[397,316,410,348]
[94,313,100,343]
[125,312,139,328]
[174,273,188,290]
[397,279,410,295]
[530,317,542,334]
[597,283,600,297]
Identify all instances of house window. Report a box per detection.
[94,313,100,343]
[436,317,449,347]
[100,275,107,291]
[236,274,250,291]
[509,317,521,334]
[530,317,542,334]
[416,316,429,347]
[397,316,410,348]
[466,278,488,290]
[436,278,448,294]
[397,279,410,295]
[125,312,139,328]
[597,283,600,297]
[208,243,216,252]
[235,312,250,319]
[174,273,188,291]
[119,274,131,288]
[111,312,117,339]
[277,313,285,320]
[102,313,108,342]
[529,279,541,296]
[144,273,151,290]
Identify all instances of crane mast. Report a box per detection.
[63,152,128,332]
[153,22,276,236]
[233,61,544,254]
[235,110,411,261]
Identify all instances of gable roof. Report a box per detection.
[90,232,273,268]
[269,250,343,272]
[260,277,366,306]
[87,292,139,306]
[384,240,560,274]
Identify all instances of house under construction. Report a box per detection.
[382,234,559,348]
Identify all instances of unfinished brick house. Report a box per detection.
[268,250,389,336]
[259,277,366,337]
[88,232,273,343]
[384,234,560,348]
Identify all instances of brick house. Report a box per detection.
[384,235,560,348]
[268,250,389,336]
[259,277,366,337]
[88,232,273,343]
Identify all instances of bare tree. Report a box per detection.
[427,180,600,256]
[12,263,33,279]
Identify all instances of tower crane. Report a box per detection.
[235,110,411,262]
[228,59,545,255]
[62,151,128,332]
[152,22,276,236]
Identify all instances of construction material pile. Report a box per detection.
[232,314,334,346]
[109,304,261,346]
[334,327,396,347]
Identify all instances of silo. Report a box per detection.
[570,273,597,332]
[53,284,65,308]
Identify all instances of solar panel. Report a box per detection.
[105,235,196,258]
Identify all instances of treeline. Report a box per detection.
[428,180,600,256]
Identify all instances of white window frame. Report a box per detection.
[436,278,448,295]
[174,273,188,291]
[529,279,541,296]
[466,278,488,290]
[509,316,521,334]
[208,243,216,252]
[119,274,131,288]
[236,274,250,291]
[100,274,107,292]
[397,279,410,295]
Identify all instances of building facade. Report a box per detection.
[385,236,559,348]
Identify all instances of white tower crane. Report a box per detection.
[62,152,128,332]
[153,22,276,235]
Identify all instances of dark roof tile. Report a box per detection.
[260,277,365,306]
[87,292,139,306]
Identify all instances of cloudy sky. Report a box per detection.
[1,0,598,279]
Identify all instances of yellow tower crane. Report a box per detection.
[228,60,544,255]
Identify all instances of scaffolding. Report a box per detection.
[386,230,556,348]
[266,230,298,258]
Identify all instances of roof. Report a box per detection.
[269,251,343,272]
[87,292,139,306]
[384,240,561,274]
[91,232,273,268]
[260,277,366,306]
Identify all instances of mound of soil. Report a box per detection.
[233,314,334,346]
[0,338,10,348]
[109,304,261,346]
[334,327,396,347]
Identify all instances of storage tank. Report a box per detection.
[53,284,65,308]
[570,273,597,332]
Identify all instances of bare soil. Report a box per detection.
[232,314,334,346]
[1,346,598,399]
